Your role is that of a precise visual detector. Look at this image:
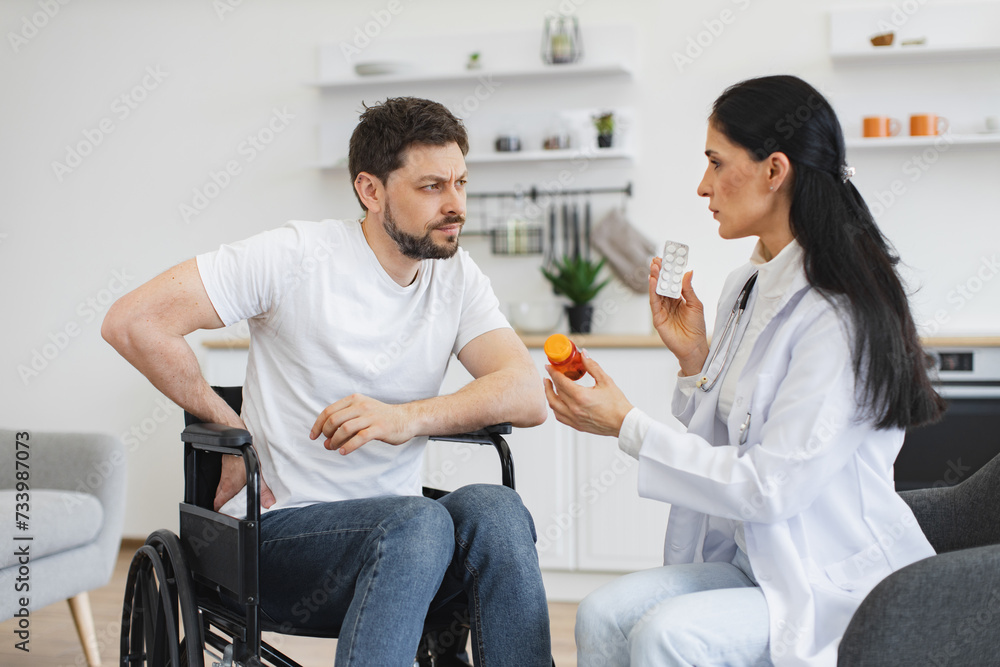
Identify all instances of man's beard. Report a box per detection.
[382,201,463,260]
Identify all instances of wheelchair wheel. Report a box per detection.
[121,530,204,667]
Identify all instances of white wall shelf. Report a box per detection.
[846,133,1000,149]
[468,147,633,164]
[311,62,632,90]
[314,25,638,172]
[317,145,634,170]
[831,44,1000,66]
[829,3,1000,65]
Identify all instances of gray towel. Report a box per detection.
[591,208,656,293]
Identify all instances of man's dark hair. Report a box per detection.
[348,97,469,211]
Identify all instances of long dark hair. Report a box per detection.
[711,75,944,429]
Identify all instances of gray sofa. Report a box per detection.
[0,428,127,667]
[838,451,1000,665]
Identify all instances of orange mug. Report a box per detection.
[910,113,949,136]
[863,116,901,138]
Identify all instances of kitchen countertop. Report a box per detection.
[201,335,1000,350]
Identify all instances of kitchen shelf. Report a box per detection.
[846,133,1000,149]
[317,146,634,170]
[311,62,632,90]
[831,44,1000,66]
[829,3,1000,66]
[467,147,633,164]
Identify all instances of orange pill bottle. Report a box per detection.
[544,334,586,381]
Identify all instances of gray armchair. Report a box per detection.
[838,450,1000,665]
[0,428,127,667]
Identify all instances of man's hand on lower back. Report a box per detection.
[214,453,277,512]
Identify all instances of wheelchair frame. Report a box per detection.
[120,406,515,667]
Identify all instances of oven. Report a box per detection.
[894,346,1000,491]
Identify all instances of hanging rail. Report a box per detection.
[465,182,632,202]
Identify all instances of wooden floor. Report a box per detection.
[0,540,579,666]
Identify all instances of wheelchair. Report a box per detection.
[120,386,517,667]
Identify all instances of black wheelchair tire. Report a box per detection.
[121,530,204,667]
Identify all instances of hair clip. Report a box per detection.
[841,164,856,183]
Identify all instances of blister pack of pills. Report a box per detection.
[655,241,688,299]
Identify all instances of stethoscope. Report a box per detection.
[695,272,759,394]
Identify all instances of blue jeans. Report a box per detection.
[257,483,551,666]
[575,549,772,666]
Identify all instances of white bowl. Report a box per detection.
[509,302,563,334]
[354,61,412,76]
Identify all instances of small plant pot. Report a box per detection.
[597,133,613,148]
[566,304,594,334]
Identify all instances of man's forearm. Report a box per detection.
[407,366,547,436]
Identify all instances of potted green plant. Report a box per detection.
[592,111,615,148]
[541,255,611,333]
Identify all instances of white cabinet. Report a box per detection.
[428,345,682,598]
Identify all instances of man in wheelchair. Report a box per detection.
[103,97,552,665]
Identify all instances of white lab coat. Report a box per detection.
[635,261,935,667]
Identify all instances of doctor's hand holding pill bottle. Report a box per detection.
[546,75,947,667]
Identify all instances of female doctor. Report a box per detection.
[544,75,946,667]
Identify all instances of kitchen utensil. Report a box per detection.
[562,199,570,257]
[571,200,580,259]
[546,204,557,266]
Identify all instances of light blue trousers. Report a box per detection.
[576,549,773,666]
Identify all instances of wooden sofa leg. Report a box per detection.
[68,592,101,667]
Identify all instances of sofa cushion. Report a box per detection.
[0,490,104,568]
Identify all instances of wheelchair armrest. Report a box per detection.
[429,423,515,490]
[429,422,512,442]
[182,423,253,450]
[181,423,260,522]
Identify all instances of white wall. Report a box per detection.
[2,0,998,538]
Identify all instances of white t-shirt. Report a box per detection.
[197,218,510,519]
